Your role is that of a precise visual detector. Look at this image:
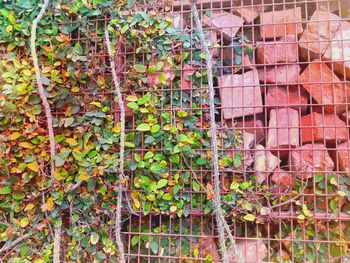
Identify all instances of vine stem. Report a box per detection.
[191,3,244,263]
[30,1,61,263]
[105,29,126,263]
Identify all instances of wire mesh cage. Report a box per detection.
[54,0,350,262]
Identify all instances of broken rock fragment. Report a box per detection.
[299,60,345,114]
[264,85,308,114]
[254,144,281,184]
[202,11,244,39]
[258,64,300,85]
[219,69,263,119]
[301,112,348,144]
[260,7,303,39]
[290,143,334,179]
[256,35,298,64]
[323,21,350,80]
[336,141,350,172]
[299,11,341,61]
[271,169,293,188]
[228,239,268,262]
[266,108,300,153]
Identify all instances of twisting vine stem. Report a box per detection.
[105,29,126,263]
[191,3,244,263]
[30,1,61,263]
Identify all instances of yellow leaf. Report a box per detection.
[133,199,140,209]
[302,204,310,217]
[46,197,54,211]
[19,142,34,149]
[66,138,78,147]
[126,95,138,102]
[23,69,31,76]
[193,247,199,258]
[243,214,256,221]
[79,173,90,181]
[337,191,347,197]
[297,214,305,220]
[10,132,21,140]
[112,124,120,133]
[27,162,39,172]
[54,170,66,181]
[25,203,35,211]
[20,218,30,228]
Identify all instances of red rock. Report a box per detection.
[232,6,260,24]
[256,35,298,65]
[265,86,308,114]
[254,144,281,183]
[299,60,346,114]
[218,69,263,119]
[290,144,334,179]
[323,21,350,80]
[271,169,293,188]
[336,141,350,172]
[181,64,195,90]
[226,114,265,143]
[301,112,348,144]
[228,239,268,262]
[202,11,244,39]
[266,108,299,153]
[258,64,300,84]
[299,11,341,61]
[260,7,303,39]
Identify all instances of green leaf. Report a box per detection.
[151,125,160,134]
[314,173,324,183]
[145,136,155,144]
[127,102,139,110]
[90,232,99,245]
[150,163,162,174]
[0,186,11,195]
[134,64,146,73]
[170,154,180,164]
[162,193,172,201]
[125,142,135,148]
[144,151,154,159]
[243,214,255,221]
[136,123,151,131]
[150,241,158,254]
[196,158,206,165]
[157,179,168,189]
[159,72,166,85]
[192,181,200,192]
[53,156,65,167]
[131,236,139,247]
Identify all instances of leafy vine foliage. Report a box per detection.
[0,0,349,262]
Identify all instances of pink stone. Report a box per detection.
[299,11,341,61]
[258,64,300,85]
[228,239,268,262]
[254,144,281,183]
[232,6,260,24]
[260,7,303,39]
[265,86,308,114]
[290,144,334,179]
[256,35,298,64]
[336,141,350,172]
[271,169,293,188]
[323,21,350,80]
[233,115,265,143]
[299,60,346,114]
[218,69,263,119]
[266,108,300,152]
[202,11,244,39]
[301,112,348,144]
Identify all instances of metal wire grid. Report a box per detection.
[56,0,350,262]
